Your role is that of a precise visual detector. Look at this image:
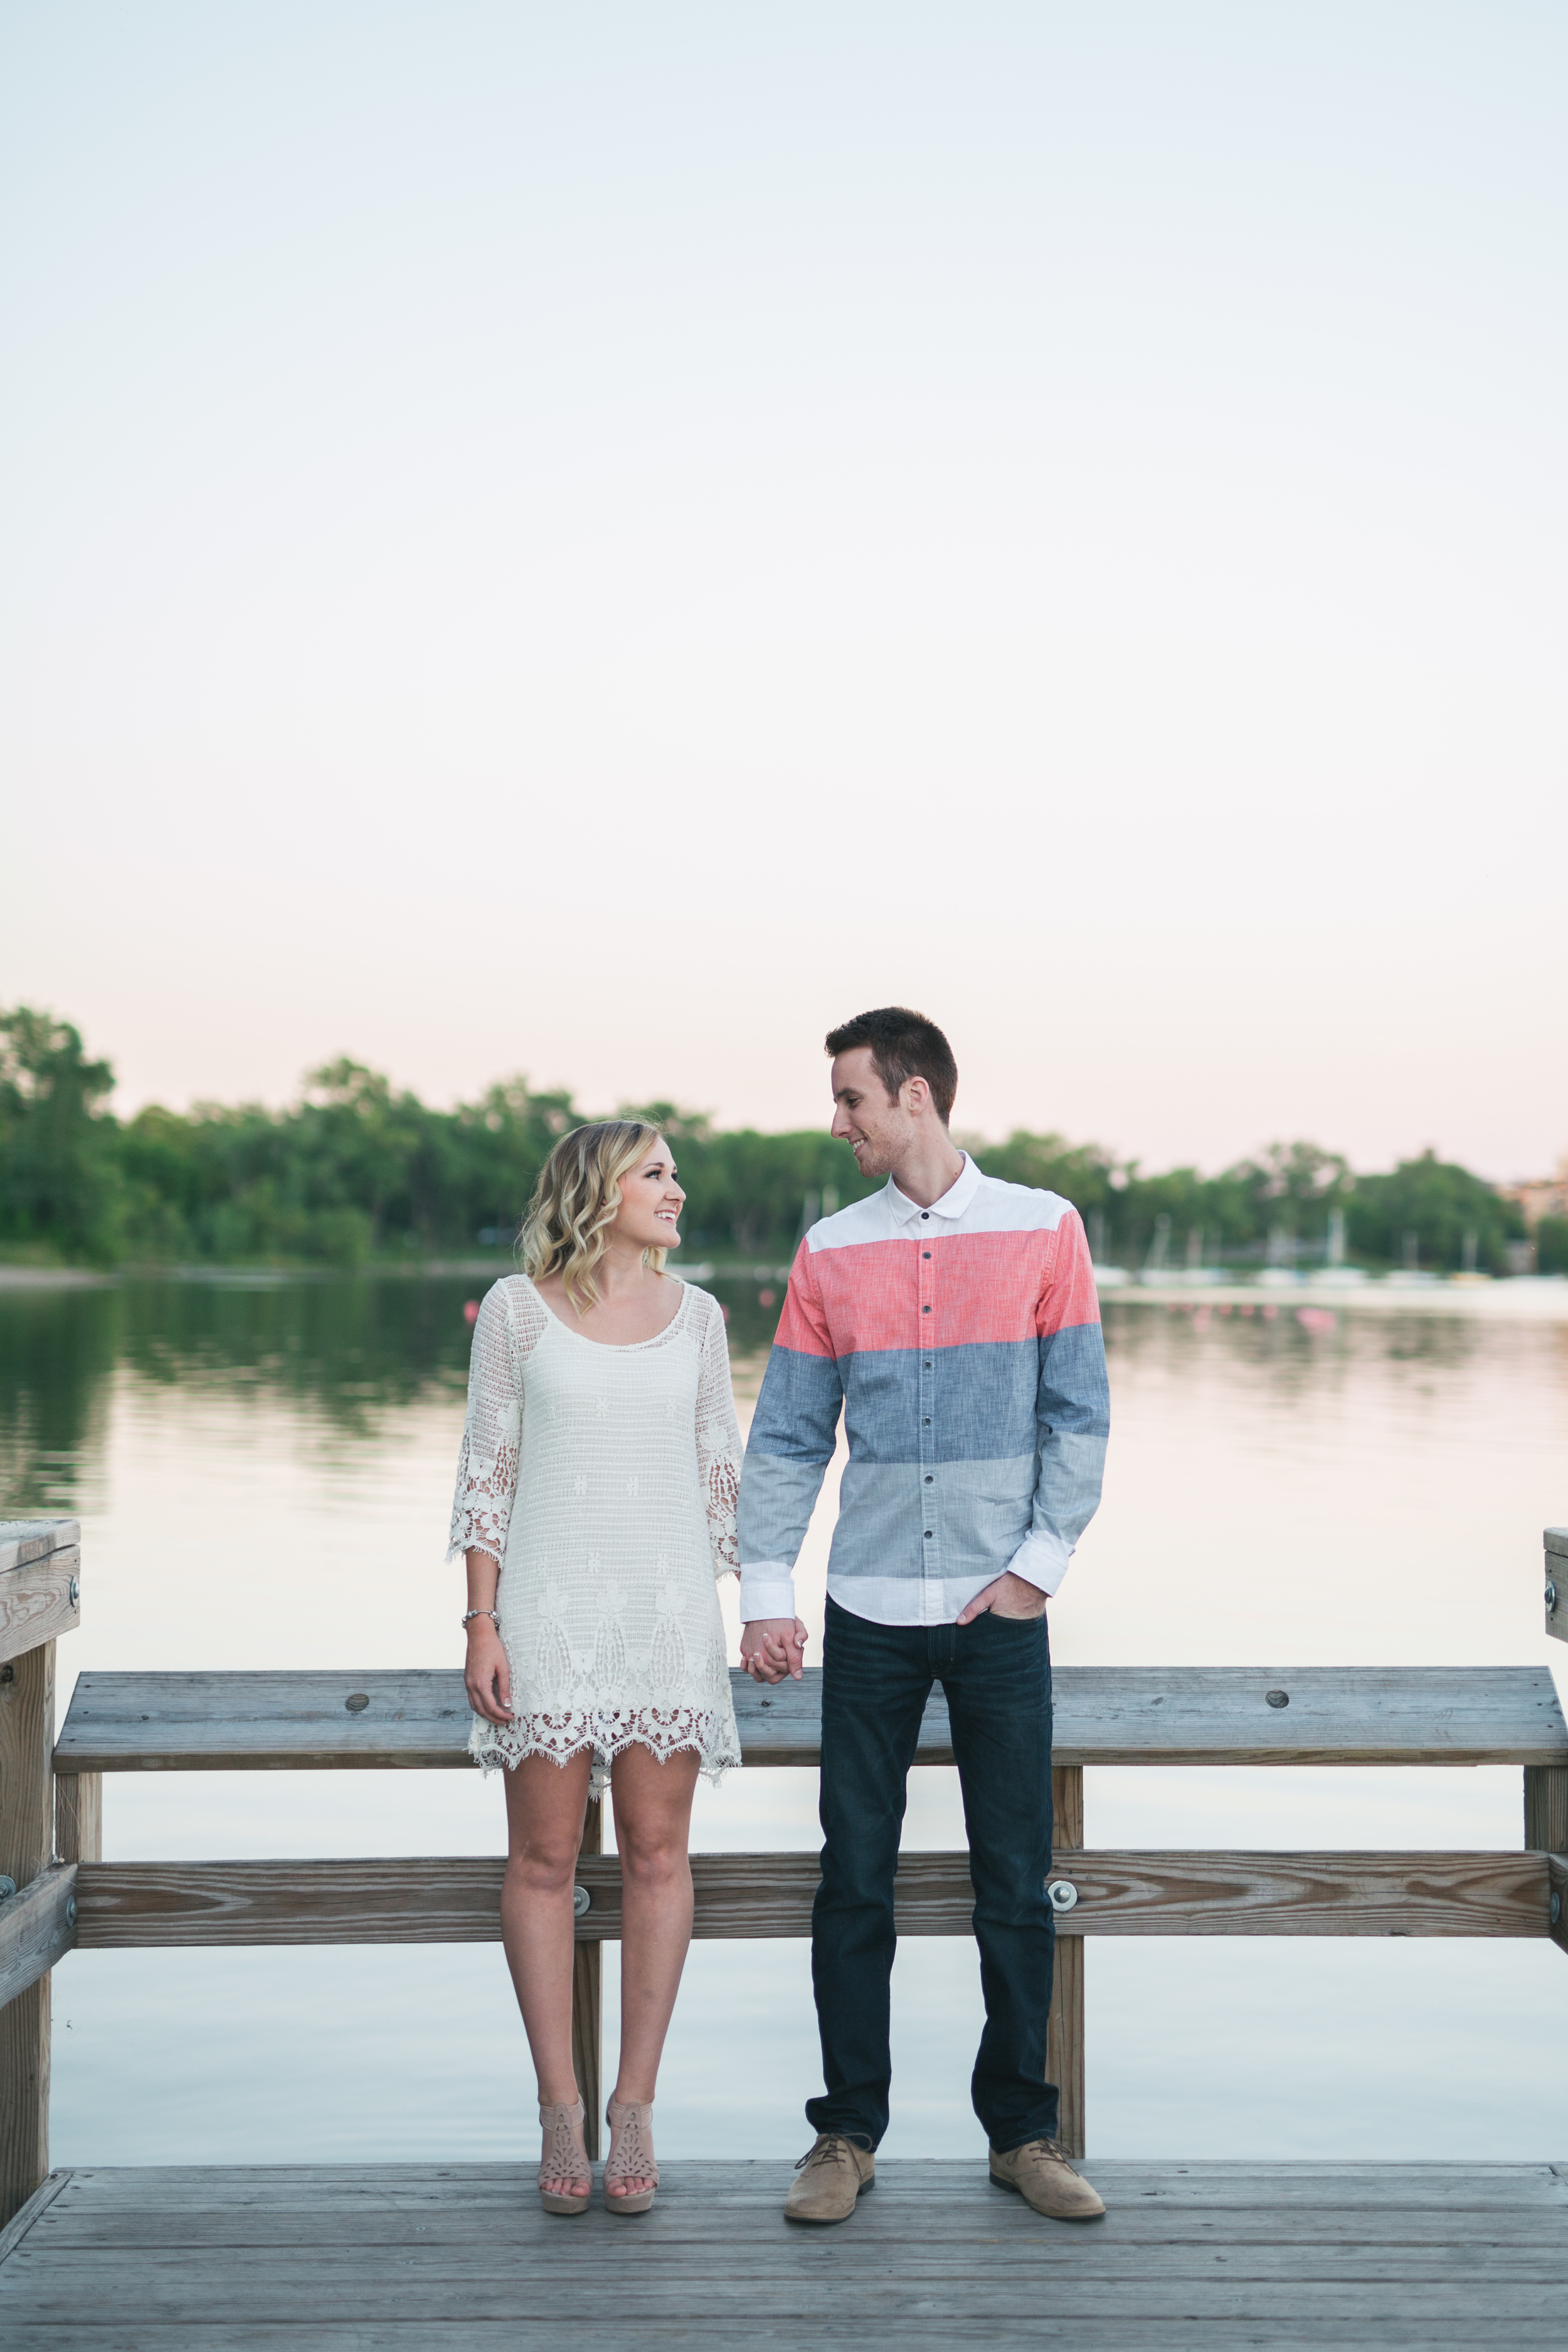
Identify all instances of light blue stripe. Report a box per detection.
[1030,1427,1108,1555]
[827,1456,1038,1583]
[737,1454,831,1569]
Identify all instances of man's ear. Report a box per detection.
[903,1074,932,1118]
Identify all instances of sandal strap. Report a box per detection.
[604,2096,659,2185]
[538,2098,591,2188]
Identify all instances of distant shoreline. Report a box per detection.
[1109,1274,1568,1320]
[0,1264,114,1289]
[6,1258,1567,1319]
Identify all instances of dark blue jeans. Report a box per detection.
[805,1594,1058,2155]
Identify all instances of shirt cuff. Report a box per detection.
[1007,1530,1073,1598]
[739,1564,798,1621]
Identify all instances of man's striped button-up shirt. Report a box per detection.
[737,1153,1110,1627]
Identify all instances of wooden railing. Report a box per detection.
[3,1521,1567,2220]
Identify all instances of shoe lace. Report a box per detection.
[795,2133,863,2175]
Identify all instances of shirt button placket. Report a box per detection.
[919,1225,936,1622]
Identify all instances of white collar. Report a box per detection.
[886,1152,982,1226]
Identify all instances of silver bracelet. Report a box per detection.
[462,1608,501,1629]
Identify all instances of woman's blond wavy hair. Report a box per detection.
[518,1120,668,1313]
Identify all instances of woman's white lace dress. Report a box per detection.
[447,1274,743,1789]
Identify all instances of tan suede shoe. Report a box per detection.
[784,2132,876,2223]
[989,2136,1106,2220]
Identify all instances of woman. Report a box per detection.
[448,1120,743,2216]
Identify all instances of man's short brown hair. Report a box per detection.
[824,1006,958,1122]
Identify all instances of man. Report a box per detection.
[738,1007,1109,2225]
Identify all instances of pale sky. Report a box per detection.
[3,3,1564,1178]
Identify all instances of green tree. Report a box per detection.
[974,1132,1120,1217]
[442,1077,581,1245]
[1537,1219,1568,1276]
[0,1007,123,1262]
[3,1000,1537,1281]
[1346,1150,1524,1273]
[285,1060,432,1260]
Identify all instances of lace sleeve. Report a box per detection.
[694,1289,742,1579]
[446,1283,524,1567]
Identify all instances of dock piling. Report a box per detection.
[0,1517,80,2228]
[573,1796,603,2159]
[1047,1763,1086,2156]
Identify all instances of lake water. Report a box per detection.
[4,1270,1566,2166]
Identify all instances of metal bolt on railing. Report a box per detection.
[1547,1582,1559,1616]
[573,1885,591,1918]
[69,1576,80,1604]
[0,1877,16,1901]
[1552,1893,1562,1930]
[1047,1880,1078,1913]
[66,1897,78,1929]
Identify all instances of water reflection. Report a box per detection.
[7,1268,1566,2164]
[8,1274,1562,1495]
[0,1269,794,1513]
[0,1286,117,1515]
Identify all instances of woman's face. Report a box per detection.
[612,1138,685,1253]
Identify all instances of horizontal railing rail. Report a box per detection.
[46,1846,1565,1946]
[8,1845,1565,2003]
[53,1661,1568,1772]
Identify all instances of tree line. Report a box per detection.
[1,1005,1556,1276]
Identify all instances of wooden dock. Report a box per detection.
[3,1522,1568,2345]
[4,2156,1568,2348]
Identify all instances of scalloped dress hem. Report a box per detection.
[469,1712,739,1797]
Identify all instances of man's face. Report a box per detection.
[830,1046,914,1178]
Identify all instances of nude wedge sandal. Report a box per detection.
[538,2098,592,2216]
[603,2095,659,2215]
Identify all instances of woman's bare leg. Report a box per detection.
[501,1749,593,2198]
[606,1743,701,2198]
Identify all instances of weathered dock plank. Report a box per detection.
[68,1846,1552,1946]
[34,2157,1567,2208]
[54,1665,1568,1774]
[0,1525,80,1577]
[7,2255,1568,2310]
[0,1863,77,2006]
[5,2328,1567,2351]
[0,1634,56,2225]
[21,2204,1567,2249]
[0,1545,80,1668]
[2,2162,1567,2351]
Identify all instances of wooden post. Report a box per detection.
[1523,1764,1568,1856]
[0,1639,56,2227]
[1046,1762,1085,2158]
[1547,1528,1568,1645]
[571,1796,603,2160]
[55,1774,102,1866]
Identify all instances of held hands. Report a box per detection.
[464,1622,515,1724]
[955,1570,1048,1626]
[739,1580,1040,1675]
[739,1617,810,1683]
